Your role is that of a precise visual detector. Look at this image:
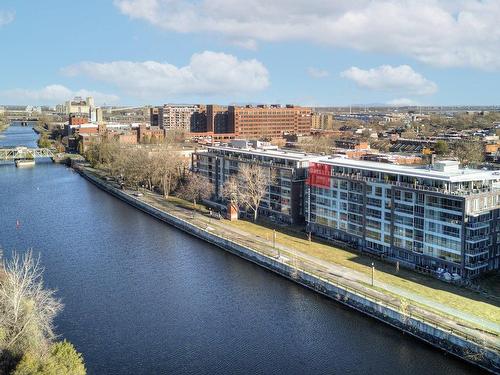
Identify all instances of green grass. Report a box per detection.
[89,168,500,329]
[165,196,209,214]
[226,218,500,326]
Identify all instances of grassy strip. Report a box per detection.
[87,168,499,330]
[221,218,500,326]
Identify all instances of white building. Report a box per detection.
[306,157,500,279]
[159,104,199,130]
[65,96,94,116]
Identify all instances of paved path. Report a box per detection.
[64,167,493,352]
[134,189,500,339]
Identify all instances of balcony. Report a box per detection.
[465,248,490,256]
[329,171,496,197]
[465,261,489,270]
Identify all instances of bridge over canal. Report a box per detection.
[0,146,54,161]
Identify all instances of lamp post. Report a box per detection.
[371,262,375,286]
[273,229,279,258]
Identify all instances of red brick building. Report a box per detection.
[228,105,312,140]
[69,114,88,126]
[137,124,165,143]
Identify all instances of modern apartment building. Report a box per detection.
[159,104,199,130]
[228,105,312,139]
[192,140,320,224]
[306,158,500,279]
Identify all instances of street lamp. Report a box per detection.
[371,262,375,286]
[273,229,280,258]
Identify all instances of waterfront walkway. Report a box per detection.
[84,167,500,353]
[140,190,500,332]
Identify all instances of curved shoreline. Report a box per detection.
[77,166,499,373]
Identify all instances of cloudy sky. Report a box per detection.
[0,0,499,106]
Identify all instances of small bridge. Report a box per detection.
[0,146,54,161]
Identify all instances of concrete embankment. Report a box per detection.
[78,168,499,373]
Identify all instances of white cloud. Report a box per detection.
[61,51,269,99]
[307,67,329,79]
[386,98,418,107]
[341,65,437,95]
[114,0,500,70]
[231,39,258,51]
[0,85,120,105]
[0,10,14,26]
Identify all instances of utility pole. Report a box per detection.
[273,229,279,258]
[371,262,375,286]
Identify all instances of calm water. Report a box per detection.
[0,125,479,374]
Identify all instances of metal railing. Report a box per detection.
[83,168,500,356]
[0,147,54,160]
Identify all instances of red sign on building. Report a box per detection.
[307,162,331,188]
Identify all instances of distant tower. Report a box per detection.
[86,96,95,108]
[95,108,103,124]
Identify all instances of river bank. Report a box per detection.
[2,124,485,374]
[76,165,500,373]
[0,120,9,134]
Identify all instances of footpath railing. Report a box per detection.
[81,168,500,358]
[223,233,499,353]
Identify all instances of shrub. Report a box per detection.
[13,341,85,375]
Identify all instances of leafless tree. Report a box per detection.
[452,140,484,167]
[120,148,151,189]
[298,136,335,154]
[0,250,63,358]
[152,147,185,198]
[178,173,213,209]
[222,175,241,207]
[236,164,271,222]
[84,138,120,169]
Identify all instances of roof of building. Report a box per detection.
[319,156,500,182]
[204,145,322,162]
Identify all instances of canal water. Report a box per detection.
[0,124,480,374]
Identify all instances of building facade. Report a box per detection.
[207,105,230,133]
[150,107,160,127]
[190,110,208,132]
[159,104,199,130]
[306,158,500,279]
[65,96,94,115]
[228,105,312,139]
[192,140,319,224]
[312,113,335,130]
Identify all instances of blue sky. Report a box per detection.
[0,0,499,106]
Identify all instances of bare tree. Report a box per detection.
[222,175,241,207]
[237,164,271,222]
[452,140,484,167]
[121,148,151,189]
[152,147,185,198]
[84,138,120,169]
[178,173,213,209]
[298,136,335,154]
[0,250,62,358]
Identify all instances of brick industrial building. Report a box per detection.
[228,105,312,139]
[151,104,313,140]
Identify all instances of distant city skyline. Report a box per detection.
[1,0,499,106]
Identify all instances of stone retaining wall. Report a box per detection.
[79,169,499,373]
